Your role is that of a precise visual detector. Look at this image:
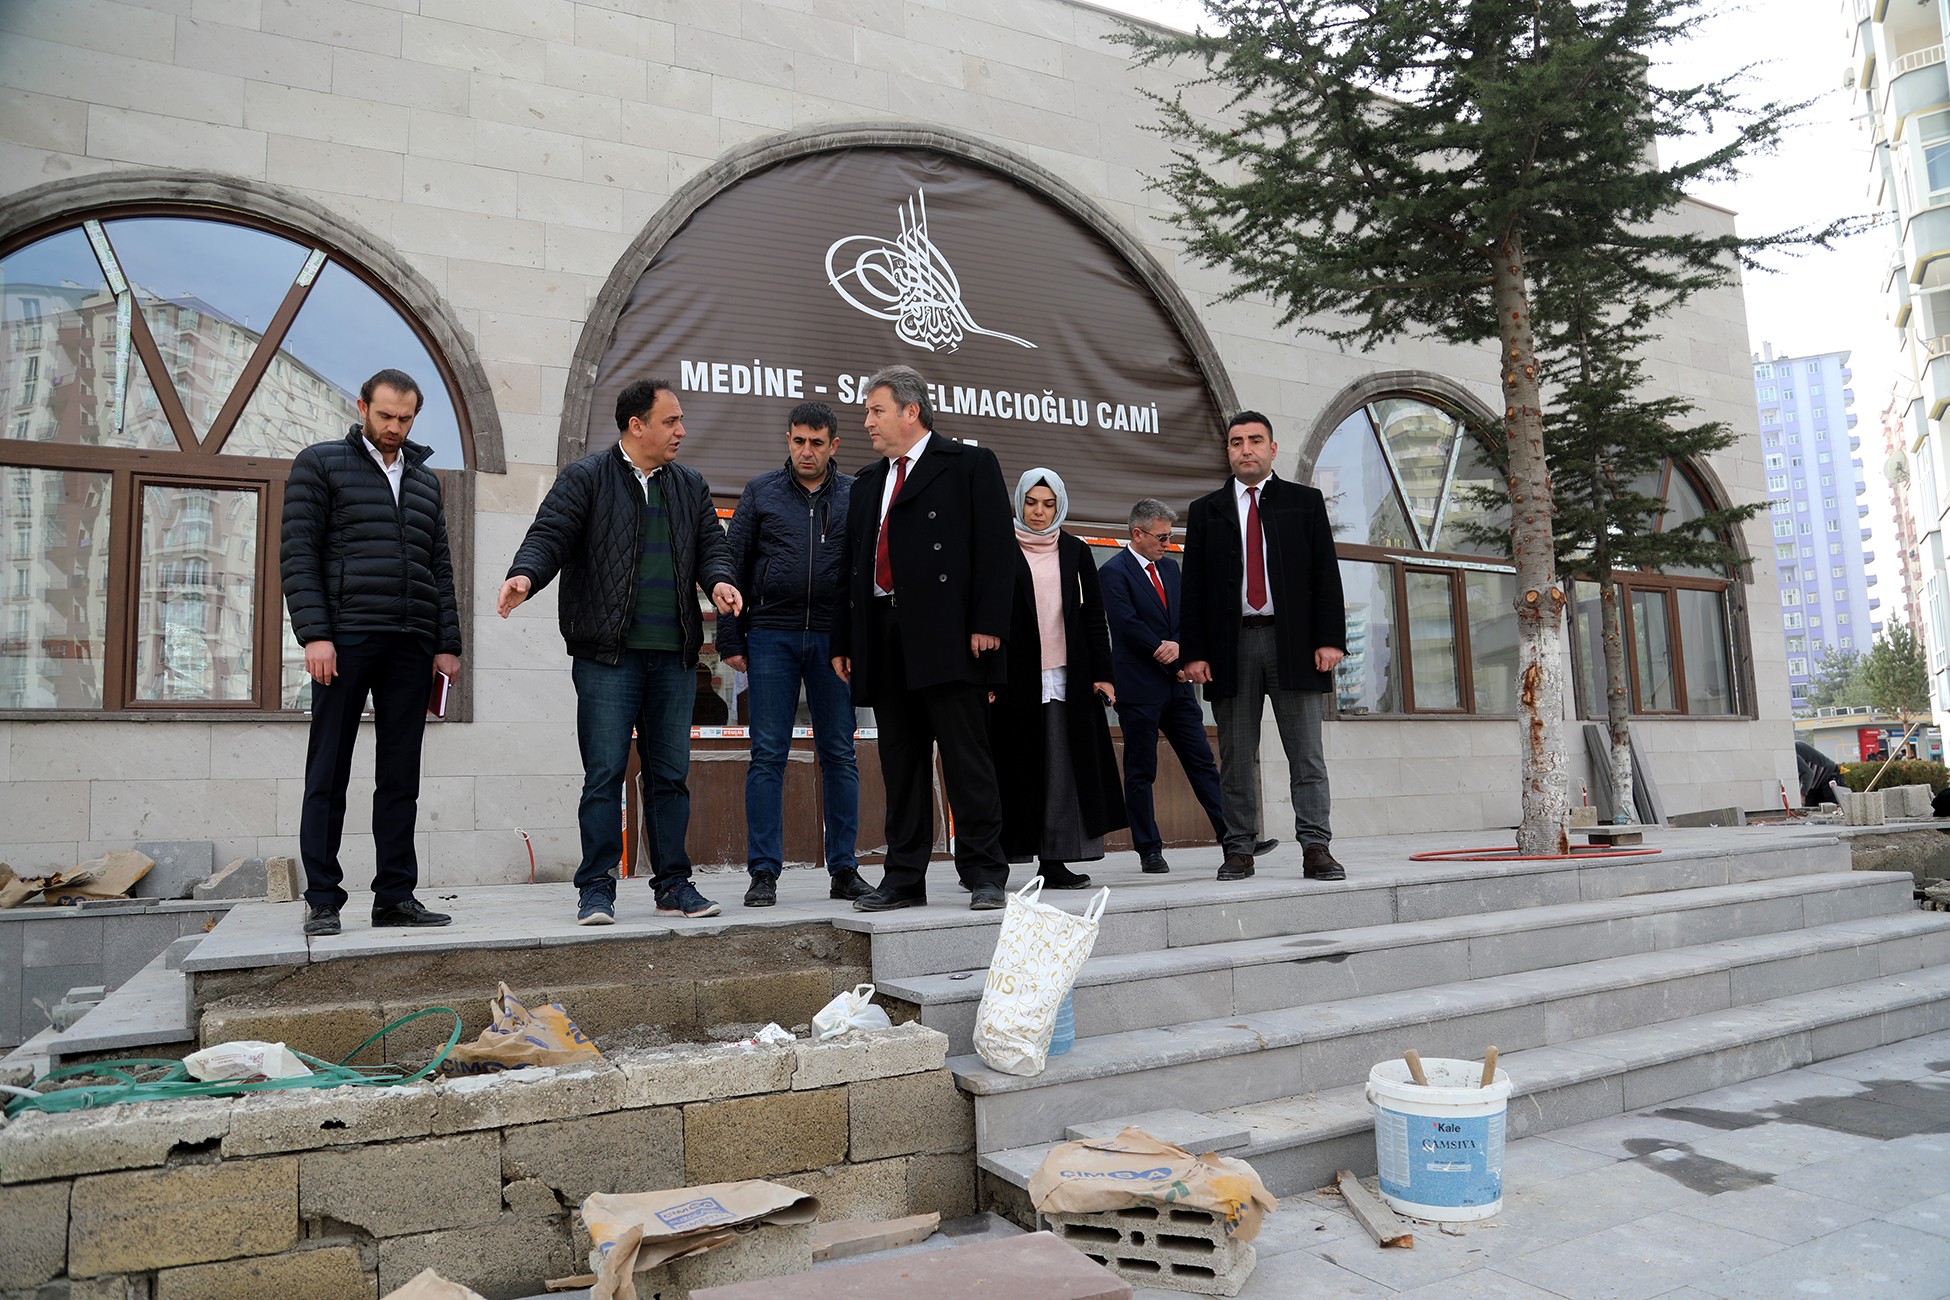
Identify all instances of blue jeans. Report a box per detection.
[743,627,860,876]
[572,650,694,896]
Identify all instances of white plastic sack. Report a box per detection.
[972,879,1109,1077]
[184,1040,312,1081]
[811,983,892,1040]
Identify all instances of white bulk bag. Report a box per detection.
[972,879,1109,1077]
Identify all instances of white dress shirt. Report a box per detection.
[363,434,404,504]
[1235,475,1275,615]
[873,431,931,597]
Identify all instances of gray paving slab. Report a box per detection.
[1775,1131,1950,1211]
[1686,1218,1950,1300]
[1880,1190,1950,1241]
[1495,1210,1780,1300]
[1671,1182,1879,1246]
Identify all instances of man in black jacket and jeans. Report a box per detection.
[718,402,869,908]
[280,368,461,937]
[499,379,743,924]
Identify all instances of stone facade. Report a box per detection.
[0,1023,968,1300]
[0,0,1794,880]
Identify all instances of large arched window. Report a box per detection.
[1314,393,1744,719]
[0,209,472,714]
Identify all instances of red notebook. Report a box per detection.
[428,669,451,718]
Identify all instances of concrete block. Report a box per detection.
[222,1084,437,1158]
[612,1044,787,1107]
[688,1230,1129,1300]
[684,1088,848,1183]
[299,1132,500,1237]
[431,1062,628,1135]
[200,1001,386,1067]
[132,841,216,900]
[1842,790,1886,826]
[696,968,834,1030]
[638,1219,812,1297]
[778,1155,911,1223]
[375,1213,581,1299]
[155,1244,375,1300]
[501,1107,684,1204]
[0,1098,235,1182]
[848,1069,973,1162]
[907,1151,978,1219]
[502,1176,562,1217]
[265,856,302,903]
[790,1023,949,1091]
[68,1157,299,1276]
[1666,806,1748,828]
[0,1179,69,1289]
[194,858,267,901]
[1045,1205,1255,1297]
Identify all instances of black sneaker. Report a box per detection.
[372,898,452,927]
[303,905,341,936]
[744,875,778,908]
[828,868,872,901]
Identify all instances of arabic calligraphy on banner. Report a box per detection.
[588,147,1228,526]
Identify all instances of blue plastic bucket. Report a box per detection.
[1366,1057,1512,1221]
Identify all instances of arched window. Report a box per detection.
[0,209,472,713]
[1315,393,1743,718]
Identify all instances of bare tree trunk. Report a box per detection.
[1496,233,1570,855]
[1599,573,1634,823]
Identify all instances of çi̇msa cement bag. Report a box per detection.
[972,878,1108,1076]
[1028,1126,1278,1242]
[442,982,602,1075]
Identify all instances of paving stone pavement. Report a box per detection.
[1124,1029,1950,1300]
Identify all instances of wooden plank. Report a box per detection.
[1335,1169,1414,1249]
[810,1212,941,1262]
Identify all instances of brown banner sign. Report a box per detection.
[589,147,1227,525]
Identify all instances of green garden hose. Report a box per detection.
[2,1007,464,1118]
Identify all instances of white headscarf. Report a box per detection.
[1013,467,1069,534]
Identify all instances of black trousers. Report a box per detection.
[870,602,1008,896]
[300,632,434,911]
[1119,690,1229,853]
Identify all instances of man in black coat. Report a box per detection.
[1100,498,1229,873]
[1180,412,1349,883]
[280,368,461,937]
[717,401,869,908]
[498,379,743,924]
[830,365,1016,911]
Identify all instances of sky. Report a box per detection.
[1091,0,1905,611]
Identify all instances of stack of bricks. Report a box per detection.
[1042,1205,1256,1298]
[0,1023,972,1300]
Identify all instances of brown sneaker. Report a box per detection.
[1217,853,1255,881]
[1302,844,1346,881]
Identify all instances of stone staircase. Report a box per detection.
[840,827,1950,1211]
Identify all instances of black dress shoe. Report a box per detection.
[969,884,1007,910]
[828,868,873,901]
[1253,837,1280,856]
[1139,850,1171,874]
[853,887,926,912]
[303,905,341,936]
[1038,861,1093,890]
[1302,844,1347,881]
[1217,853,1255,881]
[743,875,777,907]
[371,898,453,927]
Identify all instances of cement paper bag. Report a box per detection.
[1029,1127,1278,1242]
[972,879,1108,1077]
[442,982,602,1075]
[581,1180,820,1300]
[41,850,153,904]
[381,1269,484,1300]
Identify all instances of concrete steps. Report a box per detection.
[948,908,1950,1152]
[977,963,1950,1200]
[886,871,1912,1055]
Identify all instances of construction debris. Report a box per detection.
[811,1212,940,1262]
[1336,1169,1414,1249]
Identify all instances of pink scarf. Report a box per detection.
[1015,525,1066,670]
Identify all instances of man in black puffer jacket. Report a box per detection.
[717,401,868,909]
[499,378,743,924]
[280,368,461,938]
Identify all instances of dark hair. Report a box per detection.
[866,364,934,430]
[616,378,677,433]
[1226,410,1274,436]
[786,401,839,439]
[361,368,424,414]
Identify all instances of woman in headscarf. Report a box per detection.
[991,467,1128,889]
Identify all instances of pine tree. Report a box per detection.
[1120,0,1839,852]
[1863,621,1929,733]
[1804,646,1868,714]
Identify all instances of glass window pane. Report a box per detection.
[279,589,311,712]
[1314,409,1415,549]
[0,229,175,451]
[1678,586,1733,714]
[1660,466,1723,577]
[230,262,462,466]
[1630,587,1677,711]
[103,218,310,441]
[1436,434,1511,557]
[1403,570,1460,709]
[134,485,258,702]
[1336,559,1402,714]
[0,468,111,707]
[1573,581,1608,716]
[1464,569,1518,713]
[1370,398,1459,547]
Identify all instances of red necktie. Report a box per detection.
[874,455,908,593]
[1148,561,1167,610]
[1246,485,1268,611]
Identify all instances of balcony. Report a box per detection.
[1865,550,1878,563]
[1863,528,1876,541]
[1928,347,1950,418]
[1861,504,1873,517]
[1885,45,1948,120]
[1851,434,1863,451]
[1903,204,1950,282]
